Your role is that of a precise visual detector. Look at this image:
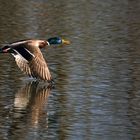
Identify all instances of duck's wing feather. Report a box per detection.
[29,55,52,82]
[15,54,34,77]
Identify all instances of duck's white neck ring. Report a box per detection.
[47,41,50,46]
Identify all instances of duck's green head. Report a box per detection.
[47,37,70,46]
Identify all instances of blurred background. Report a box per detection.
[0,0,140,140]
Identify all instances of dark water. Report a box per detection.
[0,0,140,140]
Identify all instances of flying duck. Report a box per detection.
[0,37,70,83]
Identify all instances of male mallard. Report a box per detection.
[0,37,70,83]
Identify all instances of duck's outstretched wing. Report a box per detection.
[29,55,52,82]
[7,40,52,82]
[15,53,52,82]
[15,54,34,77]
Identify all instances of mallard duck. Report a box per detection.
[0,37,70,83]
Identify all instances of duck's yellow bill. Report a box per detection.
[62,39,71,45]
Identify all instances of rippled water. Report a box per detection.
[0,0,140,140]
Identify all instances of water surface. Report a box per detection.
[0,0,140,140]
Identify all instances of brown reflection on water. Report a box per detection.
[0,0,71,42]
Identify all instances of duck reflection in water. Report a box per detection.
[10,81,52,136]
